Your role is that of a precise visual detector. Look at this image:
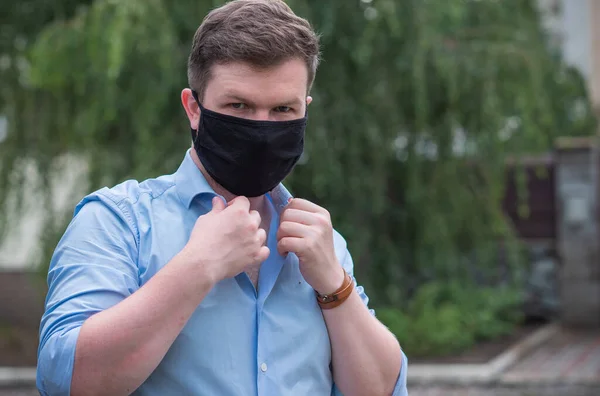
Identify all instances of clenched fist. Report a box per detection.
[180,196,270,283]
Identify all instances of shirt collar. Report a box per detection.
[175,149,217,208]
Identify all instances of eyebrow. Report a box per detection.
[222,92,303,108]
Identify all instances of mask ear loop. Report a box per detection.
[190,89,202,144]
[191,89,200,104]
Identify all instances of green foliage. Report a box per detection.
[0,0,596,308]
[377,282,524,357]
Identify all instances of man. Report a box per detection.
[36,1,408,395]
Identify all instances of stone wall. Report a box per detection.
[555,137,600,327]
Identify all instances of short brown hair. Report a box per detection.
[187,0,320,101]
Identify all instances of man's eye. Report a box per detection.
[274,106,291,113]
[231,103,247,110]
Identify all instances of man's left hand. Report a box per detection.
[276,198,345,295]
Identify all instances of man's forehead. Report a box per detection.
[212,60,307,86]
[207,61,308,104]
[211,59,307,77]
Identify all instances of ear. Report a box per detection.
[181,88,200,129]
[306,96,313,106]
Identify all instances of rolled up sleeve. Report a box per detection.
[392,350,409,395]
[37,194,139,395]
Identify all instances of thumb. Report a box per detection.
[211,196,226,212]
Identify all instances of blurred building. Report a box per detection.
[539,0,600,114]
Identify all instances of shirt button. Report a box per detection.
[260,363,268,372]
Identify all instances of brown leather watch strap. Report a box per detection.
[316,271,354,310]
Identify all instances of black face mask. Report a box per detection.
[191,91,307,197]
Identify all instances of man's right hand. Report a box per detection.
[180,196,270,283]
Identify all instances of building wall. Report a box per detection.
[0,156,87,270]
[590,0,600,112]
[540,0,600,113]
[560,0,592,80]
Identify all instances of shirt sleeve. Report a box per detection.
[332,241,409,396]
[36,193,139,396]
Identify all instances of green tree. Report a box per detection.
[0,0,596,306]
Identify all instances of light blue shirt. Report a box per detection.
[37,150,408,395]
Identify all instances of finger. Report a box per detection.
[211,196,226,212]
[276,240,288,256]
[253,246,270,263]
[249,210,261,228]
[256,227,267,246]
[277,221,312,241]
[287,198,328,215]
[280,208,319,226]
[228,196,250,212]
[277,237,305,256]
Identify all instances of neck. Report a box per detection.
[190,149,269,214]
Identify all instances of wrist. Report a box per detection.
[314,265,346,296]
[175,246,221,288]
[316,270,354,310]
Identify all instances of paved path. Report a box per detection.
[502,328,600,384]
[6,385,599,395]
[3,384,600,395]
[410,384,600,396]
[0,389,37,396]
